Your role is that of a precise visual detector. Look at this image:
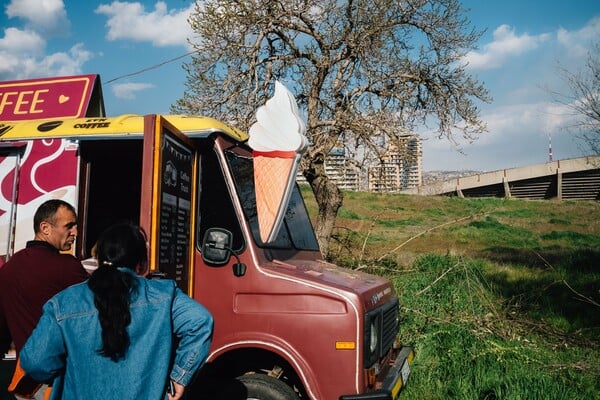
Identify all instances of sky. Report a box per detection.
[0,0,599,172]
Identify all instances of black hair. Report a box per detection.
[33,199,76,233]
[87,222,148,361]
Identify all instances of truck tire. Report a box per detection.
[238,374,299,400]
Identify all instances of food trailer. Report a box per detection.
[0,75,413,399]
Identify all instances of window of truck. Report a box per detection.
[196,145,245,252]
[224,148,319,251]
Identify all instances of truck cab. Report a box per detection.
[1,77,413,399]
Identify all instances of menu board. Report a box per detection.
[157,129,193,291]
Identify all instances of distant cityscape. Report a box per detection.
[421,170,484,185]
[296,141,600,200]
[298,134,481,192]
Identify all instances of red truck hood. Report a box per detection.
[263,258,396,310]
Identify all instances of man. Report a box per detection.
[0,199,88,399]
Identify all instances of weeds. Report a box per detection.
[312,192,600,399]
[393,254,599,400]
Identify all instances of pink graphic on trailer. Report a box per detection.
[0,140,78,252]
[0,75,99,257]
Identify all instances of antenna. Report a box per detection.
[548,134,553,162]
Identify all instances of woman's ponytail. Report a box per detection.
[88,265,134,361]
[87,222,148,361]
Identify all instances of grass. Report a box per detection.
[301,187,600,399]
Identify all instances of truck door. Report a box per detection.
[140,115,197,296]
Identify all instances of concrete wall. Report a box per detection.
[402,156,600,200]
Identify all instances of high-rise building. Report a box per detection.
[296,147,361,191]
[296,134,421,193]
[367,135,422,192]
[325,147,361,190]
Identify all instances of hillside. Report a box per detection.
[302,187,600,399]
[303,188,599,269]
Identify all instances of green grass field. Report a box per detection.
[302,187,600,399]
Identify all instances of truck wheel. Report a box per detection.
[238,374,299,400]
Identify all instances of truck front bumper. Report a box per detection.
[340,346,414,400]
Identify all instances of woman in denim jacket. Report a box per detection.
[19,222,214,400]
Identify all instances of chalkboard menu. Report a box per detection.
[157,129,193,292]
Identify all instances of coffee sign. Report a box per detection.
[0,75,98,121]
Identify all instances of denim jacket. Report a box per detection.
[20,270,214,400]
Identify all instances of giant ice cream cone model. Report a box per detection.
[248,81,308,243]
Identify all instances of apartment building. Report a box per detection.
[296,134,422,192]
[296,147,361,191]
[367,135,422,192]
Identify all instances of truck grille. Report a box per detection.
[381,299,399,354]
[364,297,400,367]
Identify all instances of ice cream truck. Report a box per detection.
[0,75,414,399]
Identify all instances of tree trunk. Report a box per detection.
[304,152,344,258]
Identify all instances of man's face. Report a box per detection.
[40,206,78,251]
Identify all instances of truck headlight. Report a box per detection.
[364,312,381,367]
[369,321,378,353]
[364,298,400,368]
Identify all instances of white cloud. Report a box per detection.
[557,16,600,58]
[419,17,600,171]
[470,101,576,148]
[5,0,70,37]
[112,82,155,99]
[95,1,194,48]
[0,27,45,55]
[423,100,576,157]
[0,2,93,81]
[463,24,550,70]
[0,41,92,81]
[486,104,548,141]
[36,43,93,77]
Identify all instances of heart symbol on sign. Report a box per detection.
[59,95,69,104]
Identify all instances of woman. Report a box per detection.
[19,222,213,400]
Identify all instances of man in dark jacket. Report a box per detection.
[0,199,88,399]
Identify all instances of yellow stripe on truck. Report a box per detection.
[0,114,247,142]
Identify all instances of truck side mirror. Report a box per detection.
[201,228,246,277]
[202,228,233,265]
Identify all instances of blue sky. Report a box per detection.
[1,0,599,172]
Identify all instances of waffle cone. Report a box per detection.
[254,155,295,242]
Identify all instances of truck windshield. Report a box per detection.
[225,150,320,251]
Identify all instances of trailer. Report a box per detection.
[0,75,414,399]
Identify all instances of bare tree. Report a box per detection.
[552,43,600,155]
[173,0,490,256]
